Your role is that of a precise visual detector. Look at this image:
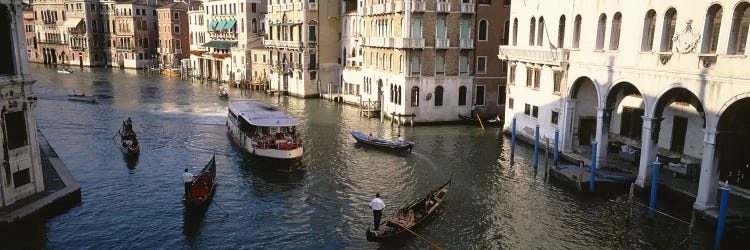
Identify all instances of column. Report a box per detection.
[560,98,575,153]
[694,130,719,210]
[636,116,661,187]
[594,106,611,167]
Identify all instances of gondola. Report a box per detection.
[366,176,452,242]
[458,113,502,126]
[68,93,97,103]
[119,119,140,156]
[351,131,414,152]
[182,154,217,208]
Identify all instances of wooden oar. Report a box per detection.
[211,199,229,217]
[390,220,444,250]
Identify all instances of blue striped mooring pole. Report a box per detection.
[649,160,660,219]
[589,142,597,192]
[510,117,516,161]
[533,125,540,170]
[553,129,559,165]
[715,181,731,250]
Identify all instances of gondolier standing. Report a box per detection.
[370,193,385,231]
[183,168,194,198]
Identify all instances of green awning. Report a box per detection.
[215,21,227,31]
[208,21,218,31]
[203,40,238,49]
[223,20,237,31]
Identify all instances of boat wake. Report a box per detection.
[409,151,438,170]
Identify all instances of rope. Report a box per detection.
[390,220,444,250]
[631,200,691,225]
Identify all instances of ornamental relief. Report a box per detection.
[673,20,701,54]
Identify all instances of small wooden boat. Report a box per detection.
[351,131,413,152]
[366,176,452,242]
[162,68,181,76]
[57,68,73,74]
[119,119,140,156]
[183,154,217,208]
[68,93,97,103]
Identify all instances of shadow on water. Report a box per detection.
[124,154,139,170]
[240,156,305,185]
[182,206,208,244]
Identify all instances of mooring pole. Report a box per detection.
[510,117,516,161]
[553,129,559,166]
[589,142,597,192]
[715,181,731,250]
[648,160,660,219]
[577,161,583,192]
[533,125,540,171]
[544,137,549,177]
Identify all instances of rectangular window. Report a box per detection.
[252,3,257,12]
[12,168,31,188]
[551,111,559,124]
[308,26,317,42]
[525,68,532,87]
[509,65,516,85]
[263,55,266,63]
[508,98,514,109]
[310,71,317,80]
[174,25,180,34]
[553,71,562,94]
[497,85,506,105]
[474,85,485,106]
[477,56,487,74]
[174,12,179,19]
[620,107,644,139]
[524,103,531,115]
[533,68,541,89]
[175,40,181,50]
[254,54,257,62]
[532,106,539,118]
[5,111,28,150]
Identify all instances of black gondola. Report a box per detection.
[366,176,452,242]
[458,113,503,126]
[351,131,414,152]
[182,154,217,208]
[119,118,140,156]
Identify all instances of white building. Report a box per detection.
[340,3,363,104]
[500,0,750,212]
[189,0,265,82]
[0,0,45,208]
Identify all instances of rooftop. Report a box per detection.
[229,99,300,127]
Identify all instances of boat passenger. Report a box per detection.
[370,193,385,231]
[425,193,435,209]
[183,168,194,199]
[397,134,404,143]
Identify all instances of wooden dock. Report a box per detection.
[360,100,380,118]
[549,163,635,192]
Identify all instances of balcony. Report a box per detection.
[394,1,405,12]
[309,2,317,10]
[460,39,474,49]
[384,2,394,13]
[286,3,294,11]
[460,3,475,13]
[436,2,450,12]
[307,63,318,70]
[268,5,273,12]
[498,46,570,67]
[435,38,450,48]
[394,38,425,48]
[410,1,426,12]
[372,4,385,15]
[363,37,392,47]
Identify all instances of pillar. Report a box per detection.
[636,116,661,187]
[694,130,719,211]
[560,99,576,153]
[594,107,610,168]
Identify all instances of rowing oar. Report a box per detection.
[390,220,444,250]
[211,199,229,217]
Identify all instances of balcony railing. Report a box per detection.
[435,38,450,48]
[363,37,392,47]
[460,39,474,49]
[384,2,394,13]
[307,63,318,70]
[294,2,303,10]
[460,3,475,13]
[394,1,405,12]
[498,46,570,66]
[410,1,426,12]
[394,38,425,48]
[436,2,450,12]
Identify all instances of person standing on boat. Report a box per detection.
[370,193,385,231]
[397,134,404,143]
[183,168,194,198]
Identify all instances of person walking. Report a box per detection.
[183,168,194,198]
[370,193,385,231]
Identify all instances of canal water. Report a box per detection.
[2,64,722,248]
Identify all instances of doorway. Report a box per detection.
[670,116,687,153]
[578,117,596,146]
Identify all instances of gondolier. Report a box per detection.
[183,168,194,198]
[370,193,385,231]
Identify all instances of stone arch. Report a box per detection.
[567,75,602,104]
[651,85,706,127]
[715,93,750,190]
[565,76,601,148]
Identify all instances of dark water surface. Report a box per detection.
[2,64,722,249]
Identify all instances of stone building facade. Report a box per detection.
[111,0,161,69]
[157,2,189,69]
[500,0,750,212]
[22,4,41,64]
[472,0,509,120]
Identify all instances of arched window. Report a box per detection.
[458,86,467,106]
[478,19,488,41]
[252,18,257,33]
[370,52,373,66]
[558,15,566,48]
[434,86,444,106]
[461,18,471,39]
[343,48,347,65]
[390,85,394,103]
[410,54,420,76]
[596,14,607,50]
[537,17,544,46]
[435,55,445,75]
[92,19,98,33]
[572,15,581,48]
[411,18,422,38]
[642,10,656,51]
[661,8,677,52]
[609,12,622,50]
[503,20,510,45]
[398,55,403,73]
[410,86,420,107]
[703,4,723,54]
[512,18,518,45]
[437,18,447,38]
[397,86,402,105]
[389,54,392,71]
[529,17,536,45]
[728,3,750,55]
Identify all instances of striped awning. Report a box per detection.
[222,20,237,31]
[208,21,218,31]
[215,21,227,31]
